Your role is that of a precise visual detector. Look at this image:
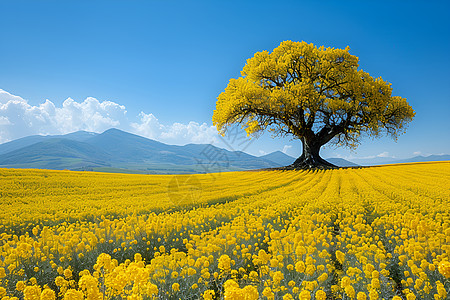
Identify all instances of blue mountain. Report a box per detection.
[0,129,279,173]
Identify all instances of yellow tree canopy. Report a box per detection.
[213,41,415,150]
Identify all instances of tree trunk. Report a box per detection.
[289,137,337,169]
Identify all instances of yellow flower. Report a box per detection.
[295,261,306,273]
[336,250,345,264]
[40,288,56,300]
[345,285,355,299]
[341,276,351,288]
[172,283,180,292]
[146,283,158,296]
[414,278,423,288]
[436,280,447,299]
[249,271,258,281]
[270,258,279,268]
[187,267,196,276]
[54,276,66,287]
[224,279,239,290]
[356,292,367,300]
[224,280,241,300]
[134,253,142,262]
[369,289,378,300]
[438,260,450,278]
[406,293,416,300]
[202,271,211,279]
[283,293,294,300]
[315,290,327,300]
[63,268,72,279]
[24,286,42,300]
[305,264,315,276]
[242,285,258,300]
[299,290,311,300]
[371,278,380,289]
[203,289,215,300]
[63,289,83,300]
[318,273,328,282]
[16,281,26,292]
[95,253,112,272]
[218,254,231,272]
[273,271,284,285]
[262,287,274,300]
[56,266,64,275]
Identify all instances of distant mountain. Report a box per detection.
[60,131,98,142]
[326,158,359,167]
[388,154,450,164]
[260,151,295,166]
[0,131,98,155]
[343,154,450,166]
[0,138,110,169]
[0,135,49,155]
[0,129,280,173]
[84,128,276,169]
[85,128,178,164]
[349,156,395,166]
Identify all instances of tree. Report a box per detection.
[213,41,415,169]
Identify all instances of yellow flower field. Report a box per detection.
[0,162,449,299]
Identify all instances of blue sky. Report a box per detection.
[1,0,449,161]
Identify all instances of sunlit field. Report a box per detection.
[0,162,449,299]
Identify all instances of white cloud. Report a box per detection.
[0,89,127,143]
[130,112,164,139]
[54,97,127,133]
[376,151,391,158]
[0,89,24,104]
[0,116,11,125]
[349,151,396,160]
[259,150,267,156]
[0,89,219,145]
[282,145,292,154]
[131,112,218,145]
[413,151,422,156]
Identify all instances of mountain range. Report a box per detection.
[0,129,298,174]
[0,129,447,174]
[348,154,450,166]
